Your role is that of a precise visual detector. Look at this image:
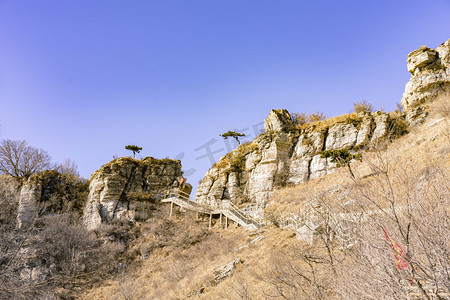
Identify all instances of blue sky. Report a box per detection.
[1,0,449,192]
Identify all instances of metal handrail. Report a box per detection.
[165,191,263,229]
[164,191,207,210]
[227,201,262,227]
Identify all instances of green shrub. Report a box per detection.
[320,149,361,167]
[320,149,362,179]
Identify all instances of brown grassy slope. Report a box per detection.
[80,219,306,299]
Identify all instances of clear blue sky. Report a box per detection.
[1,0,449,192]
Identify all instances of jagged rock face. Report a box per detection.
[15,171,83,229]
[264,109,294,133]
[83,157,191,230]
[196,110,394,206]
[17,181,41,229]
[401,39,450,110]
[197,39,450,208]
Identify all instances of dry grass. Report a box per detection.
[297,112,361,132]
[428,91,450,118]
[213,142,260,173]
[80,212,247,299]
[80,214,302,299]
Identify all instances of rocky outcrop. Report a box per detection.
[83,157,191,230]
[196,39,450,209]
[213,258,242,284]
[196,109,397,206]
[401,39,450,110]
[17,181,41,229]
[15,170,87,229]
[264,109,294,133]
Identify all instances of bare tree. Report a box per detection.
[333,144,450,299]
[56,159,84,183]
[263,139,449,299]
[263,245,331,300]
[0,139,53,178]
[353,99,374,113]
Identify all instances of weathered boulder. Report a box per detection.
[213,258,242,283]
[264,109,294,133]
[355,114,373,148]
[288,158,311,185]
[371,111,391,142]
[309,155,328,180]
[401,39,450,110]
[406,46,438,74]
[83,157,190,230]
[247,162,278,203]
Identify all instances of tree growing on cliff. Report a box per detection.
[0,139,54,178]
[125,145,142,158]
[220,131,246,145]
[320,149,361,179]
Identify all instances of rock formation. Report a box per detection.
[16,170,86,229]
[401,39,450,110]
[83,157,191,230]
[196,39,450,209]
[213,258,242,284]
[196,109,397,207]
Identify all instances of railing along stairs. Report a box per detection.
[221,200,264,230]
[162,191,264,230]
[162,190,211,214]
[278,201,355,247]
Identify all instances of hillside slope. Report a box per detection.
[80,93,449,299]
